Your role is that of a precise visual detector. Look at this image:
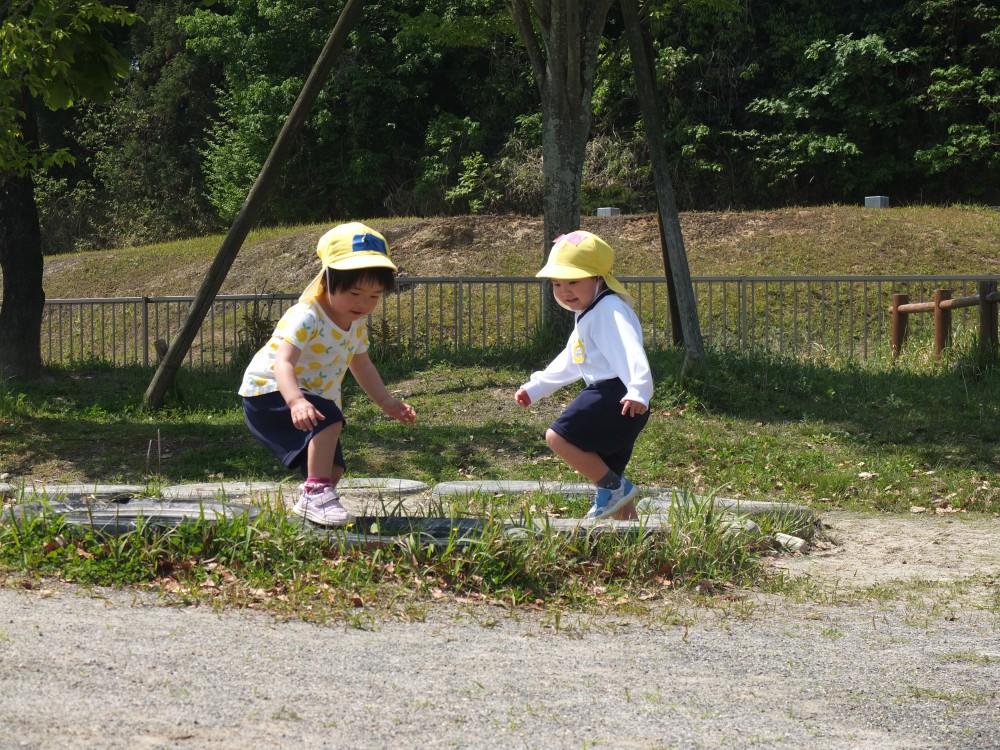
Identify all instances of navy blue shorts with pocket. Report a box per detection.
[548,378,650,476]
[243,391,345,477]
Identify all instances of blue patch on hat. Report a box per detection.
[352,234,388,255]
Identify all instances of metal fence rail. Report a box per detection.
[41,275,1000,368]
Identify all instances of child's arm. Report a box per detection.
[349,351,417,425]
[515,344,576,407]
[274,340,326,431]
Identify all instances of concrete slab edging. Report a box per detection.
[0,477,430,503]
[1,479,813,550]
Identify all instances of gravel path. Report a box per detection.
[2,511,998,750]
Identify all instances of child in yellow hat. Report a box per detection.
[514,230,652,520]
[239,222,416,526]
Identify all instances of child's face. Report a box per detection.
[323,278,385,328]
[551,277,601,312]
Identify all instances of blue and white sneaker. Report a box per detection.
[584,477,639,520]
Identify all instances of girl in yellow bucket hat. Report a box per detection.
[239,223,416,526]
[515,230,652,520]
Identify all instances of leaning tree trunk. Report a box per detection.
[0,97,45,381]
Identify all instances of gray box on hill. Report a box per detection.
[596,207,621,216]
[865,196,889,208]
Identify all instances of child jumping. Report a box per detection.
[515,230,652,520]
[239,222,416,526]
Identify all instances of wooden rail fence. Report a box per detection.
[891,281,1000,358]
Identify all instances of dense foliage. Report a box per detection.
[30,0,1000,252]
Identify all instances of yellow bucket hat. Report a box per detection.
[536,231,632,306]
[300,222,397,302]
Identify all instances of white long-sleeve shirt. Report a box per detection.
[520,292,653,406]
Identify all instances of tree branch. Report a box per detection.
[585,0,615,45]
[581,0,614,93]
[532,0,549,29]
[504,0,548,98]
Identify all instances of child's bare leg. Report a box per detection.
[546,429,639,520]
[329,463,345,488]
[306,422,343,479]
[545,429,607,483]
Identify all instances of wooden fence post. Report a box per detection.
[934,289,951,359]
[978,280,998,354]
[891,293,908,358]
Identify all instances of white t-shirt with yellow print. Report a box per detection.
[238,300,368,408]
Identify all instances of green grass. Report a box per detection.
[8,205,1000,618]
[1,336,998,618]
[3,336,999,510]
[0,486,780,621]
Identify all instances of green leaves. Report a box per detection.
[0,0,136,178]
[180,0,528,221]
[915,65,1000,178]
[740,34,918,194]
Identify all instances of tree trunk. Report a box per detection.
[505,0,613,332]
[0,98,45,381]
[539,81,590,331]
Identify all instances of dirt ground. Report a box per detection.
[777,509,1000,594]
[1,506,998,750]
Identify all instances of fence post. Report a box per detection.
[738,277,747,348]
[979,280,998,354]
[142,297,150,368]
[456,279,463,350]
[934,289,951,359]
[891,293,908,358]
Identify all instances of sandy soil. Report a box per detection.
[777,509,1000,591]
[1,508,998,750]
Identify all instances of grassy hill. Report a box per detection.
[41,205,1000,299]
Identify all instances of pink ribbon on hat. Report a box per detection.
[553,231,588,246]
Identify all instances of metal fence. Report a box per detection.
[40,275,1000,368]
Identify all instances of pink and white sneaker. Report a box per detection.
[292,485,351,526]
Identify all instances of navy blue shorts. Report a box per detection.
[242,391,345,477]
[549,378,650,476]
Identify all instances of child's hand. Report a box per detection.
[290,397,325,431]
[620,398,648,417]
[514,388,532,407]
[381,397,417,426]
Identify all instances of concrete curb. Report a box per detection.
[0,479,814,549]
[0,477,430,503]
[431,479,669,498]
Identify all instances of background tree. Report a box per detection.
[177,0,527,223]
[504,0,614,327]
[0,0,136,379]
[910,0,1000,201]
[22,1,1000,260]
[35,0,222,253]
[741,33,920,202]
